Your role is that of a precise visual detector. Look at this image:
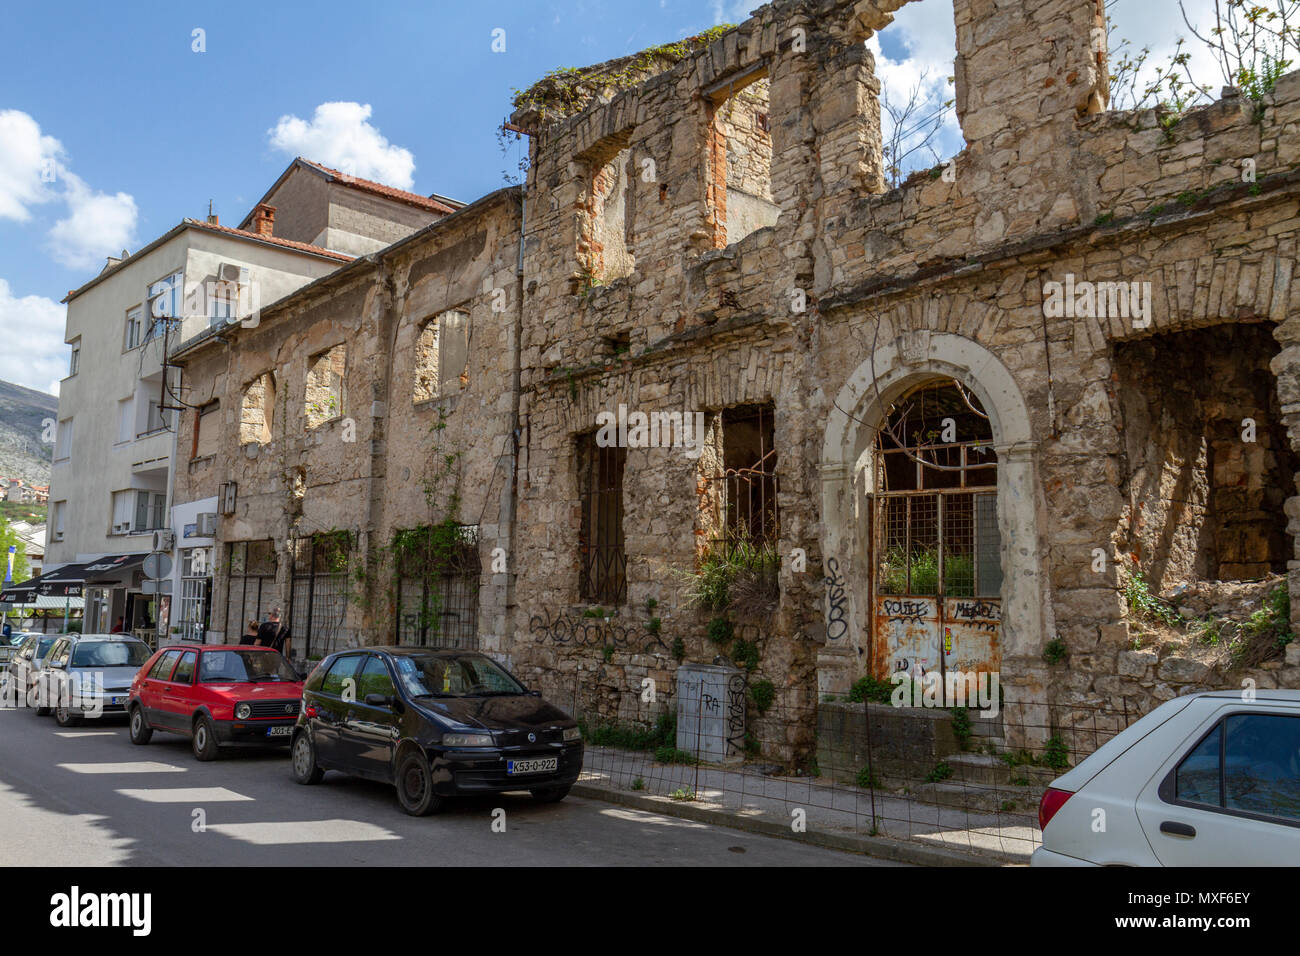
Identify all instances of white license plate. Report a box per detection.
[507,756,558,775]
[110,697,123,705]
[266,726,293,737]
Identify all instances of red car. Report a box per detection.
[127,644,305,761]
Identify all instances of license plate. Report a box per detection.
[266,726,293,737]
[507,756,557,775]
[110,697,123,705]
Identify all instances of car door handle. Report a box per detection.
[1160,821,1196,838]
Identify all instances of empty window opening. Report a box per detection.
[870,0,961,186]
[699,403,780,553]
[578,433,627,604]
[577,136,635,286]
[395,523,481,649]
[240,372,276,445]
[305,344,346,427]
[1115,324,1298,585]
[706,71,776,247]
[412,309,470,403]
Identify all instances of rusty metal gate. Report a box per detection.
[870,484,1002,699]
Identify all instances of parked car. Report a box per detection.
[1033,690,1300,866]
[0,630,28,668]
[7,634,60,714]
[291,647,583,815]
[38,634,152,726]
[127,644,305,761]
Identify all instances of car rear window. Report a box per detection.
[71,641,151,668]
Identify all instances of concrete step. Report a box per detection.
[945,753,1014,785]
[913,780,1040,816]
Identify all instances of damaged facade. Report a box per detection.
[172,0,1300,758]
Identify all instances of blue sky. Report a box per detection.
[0,0,1213,396]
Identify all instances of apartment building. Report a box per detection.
[44,158,458,640]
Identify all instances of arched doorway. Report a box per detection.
[819,331,1045,730]
[869,379,1001,696]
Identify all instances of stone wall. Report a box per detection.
[171,0,1300,764]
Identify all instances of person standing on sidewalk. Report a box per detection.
[257,607,291,660]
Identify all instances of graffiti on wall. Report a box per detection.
[528,608,669,655]
[824,557,848,640]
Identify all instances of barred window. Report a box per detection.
[224,540,276,639]
[289,532,354,659]
[394,524,480,648]
[698,404,779,550]
[578,434,626,604]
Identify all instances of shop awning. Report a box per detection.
[0,553,149,603]
[78,553,149,586]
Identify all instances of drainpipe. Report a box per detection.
[502,189,526,638]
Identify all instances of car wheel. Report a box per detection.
[530,785,571,804]
[54,704,81,727]
[291,730,324,785]
[192,714,219,761]
[395,750,442,816]
[128,705,152,745]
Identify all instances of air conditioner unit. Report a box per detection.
[152,529,175,552]
[218,481,237,515]
[196,512,218,536]
[218,262,243,282]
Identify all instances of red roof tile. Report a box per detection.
[297,158,459,215]
[183,219,355,261]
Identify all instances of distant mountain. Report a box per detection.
[0,379,57,485]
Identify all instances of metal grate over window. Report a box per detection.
[288,532,354,659]
[394,524,481,649]
[578,434,627,604]
[224,540,276,640]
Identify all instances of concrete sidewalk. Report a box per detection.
[574,745,1039,866]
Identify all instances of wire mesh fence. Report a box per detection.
[537,670,1142,860]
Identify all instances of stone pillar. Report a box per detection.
[952,0,1107,149]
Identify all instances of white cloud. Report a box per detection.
[268,102,416,190]
[46,171,138,271]
[0,109,63,222]
[0,279,66,396]
[0,110,139,272]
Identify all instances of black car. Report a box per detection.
[290,647,583,815]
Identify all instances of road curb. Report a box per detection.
[571,783,1018,867]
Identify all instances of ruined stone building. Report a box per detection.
[171,0,1300,756]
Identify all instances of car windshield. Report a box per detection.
[71,641,151,668]
[392,653,526,698]
[35,638,56,658]
[199,649,298,683]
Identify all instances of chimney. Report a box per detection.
[206,199,219,226]
[252,203,276,237]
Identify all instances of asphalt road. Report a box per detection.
[0,706,892,867]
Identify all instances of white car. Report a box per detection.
[1033,690,1300,866]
